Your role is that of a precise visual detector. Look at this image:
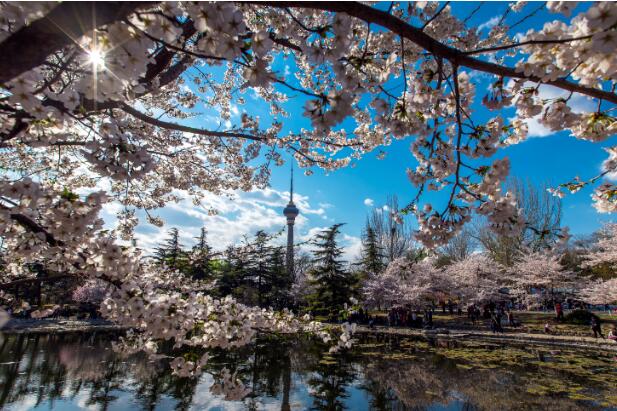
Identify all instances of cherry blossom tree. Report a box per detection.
[443,253,506,304]
[364,256,451,309]
[72,279,109,305]
[576,223,617,305]
[582,223,617,269]
[578,278,617,305]
[509,248,575,305]
[1,0,617,395]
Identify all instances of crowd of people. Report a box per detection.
[348,299,617,343]
[385,306,434,328]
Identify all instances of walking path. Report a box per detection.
[356,325,617,352]
[3,318,617,352]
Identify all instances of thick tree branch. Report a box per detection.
[258,1,617,105]
[463,35,593,56]
[0,275,72,291]
[0,204,61,247]
[138,19,197,89]
[118,102,265,141]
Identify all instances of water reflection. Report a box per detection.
[0,331,615,410]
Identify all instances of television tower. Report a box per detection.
[283,165,299,276]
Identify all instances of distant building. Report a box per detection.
[283,166,299,275]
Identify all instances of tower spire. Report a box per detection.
[290,163,294,203]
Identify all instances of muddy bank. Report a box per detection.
[356,325,617,352]
[0,318,126,334]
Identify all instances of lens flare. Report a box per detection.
[87,48,105,70]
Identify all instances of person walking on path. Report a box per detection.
[591,317,605,339]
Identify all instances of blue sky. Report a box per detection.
[113,2,616,260]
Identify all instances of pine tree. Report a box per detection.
[243,231,292,308]
[155,228,185,270]
[191,227,213,280]
[360,223,385,275]
[309,224,355,318]
[245,230,271,307]
[264,246,292,309]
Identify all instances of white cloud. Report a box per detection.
[477,16,500,32]
[342,233,363,263]
[509,82,597,138]
[601,148,617,181]
[112,186,345,258]
[363,198,374,206]
[298,226,362,263]
[525,116,554,138]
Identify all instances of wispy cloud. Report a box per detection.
[363,198,374,206]
[477,16,500,32]
[105,187,361,262]
[508,82,596,138]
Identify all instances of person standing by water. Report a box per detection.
[591,317,605,339]
[555,302,564,321]
[490,312,503,333]
[507,310,515,327]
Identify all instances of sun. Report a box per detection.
[87,48,106,70]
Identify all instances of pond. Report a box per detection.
[0,331,616,410]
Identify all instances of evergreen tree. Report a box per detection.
[309,224,355,318]
[212,231,293,309]
[242,231,292,308]
[214,245,248,299]
[154,228,187,271]
[243,231,271,306]
[263,246,292,309]
[191,227,213,280]
[360,223,385,275]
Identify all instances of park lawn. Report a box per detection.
[371,310,617,338]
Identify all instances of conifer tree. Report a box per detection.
[309,224,355,318]
[215,245,248,300]
[360,223,385,275]
[191,227,213,280]
[264,246,292,309]
[155,228,185,270]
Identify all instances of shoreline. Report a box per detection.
[356,325,617,352]
[0,318,126,334]
[3,319,617,352]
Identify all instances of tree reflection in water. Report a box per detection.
[0,332,615,410]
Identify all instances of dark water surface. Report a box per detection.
[0,331,615,410]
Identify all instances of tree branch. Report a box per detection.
[117,102,265,141]
[0,204,61,247]
[257,1,617,105]
[0,275,72,291]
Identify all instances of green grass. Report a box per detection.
[370,310,617,337]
